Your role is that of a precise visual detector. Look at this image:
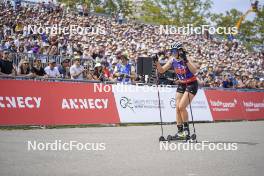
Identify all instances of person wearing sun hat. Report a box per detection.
[70,56,85,80]
[44,59,61,78]
[113,54,135,83]
[93,62,104,81]
[31,57,46,77]
[58,57,71,79]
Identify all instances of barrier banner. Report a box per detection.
[205,90,264,121]
[113,84,212,123]
[204,90,245,120]
[113,84,166,123]
[238,92,264,120]
[0,80,120,125]
[1,79,263,125]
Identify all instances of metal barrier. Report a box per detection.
[11,52,71,65]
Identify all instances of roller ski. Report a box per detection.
[167,126,197,142]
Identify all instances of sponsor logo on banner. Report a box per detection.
[119,96,164,113]
[204,90,244,120]
[119,97,135,112]
[208,99,238,112]
[238,92,264,120]
[61,98,108,110]
[242,100,264,112]
[169,98,176,108]
[0,96,41,109]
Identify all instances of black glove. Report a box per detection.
[179,50,188,64]
[152,54,159,63]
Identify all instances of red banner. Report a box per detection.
[205,90,264,121]
[205,90,245,120]
[0,80,120,125]
[238,92,264,120]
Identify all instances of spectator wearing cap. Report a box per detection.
[17,58,33,77]
[31,58,46,77]
[70,56,85,80]
[44,59,61,78]
[0,50,15,76]
[222,74,233,88]
[113,54,135,83]
[58,58,70,79]
[93,63,104,81]
[234,75,245,89]
[101,61,112,81]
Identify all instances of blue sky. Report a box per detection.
[211,0,263,20]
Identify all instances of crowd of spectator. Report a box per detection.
[0,0,263,89]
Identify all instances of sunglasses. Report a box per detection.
[171,49,178,55]
[24,63,29,65]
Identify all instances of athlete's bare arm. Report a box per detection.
[156,59,171,74]
[186,57,198,75]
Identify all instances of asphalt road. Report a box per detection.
[0,121,264,176]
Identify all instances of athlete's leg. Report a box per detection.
[176,92,184,125]
[175,82,186,135]
[178,91,195,136]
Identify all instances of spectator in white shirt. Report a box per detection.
[70,56,85,80]
[44,59,61,78]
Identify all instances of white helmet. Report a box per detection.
[170,42,183,50]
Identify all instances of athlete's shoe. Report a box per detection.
[174,131,185,139]
[183,128,190,139]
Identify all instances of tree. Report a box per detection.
[252,6,264,47]
[211,8,263,50]
[139,0,212,26]
[57,0,102,11]
[138,0,169,24]
[211,9,243,29]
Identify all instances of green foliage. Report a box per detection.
[252,7,264,46]
[211,7,263,50]
[139,0,212,26]
[57,0,263,50]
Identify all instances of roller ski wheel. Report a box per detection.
[184,134,197,143]
[159,136,166,142]
[167,135,173,142]
[190,134,197,143]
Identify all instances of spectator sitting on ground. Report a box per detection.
[0,50,15,76]
[70,56,85,80]
[44,59,61,78]
[17,58,33,77]
[31,58,46,77]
